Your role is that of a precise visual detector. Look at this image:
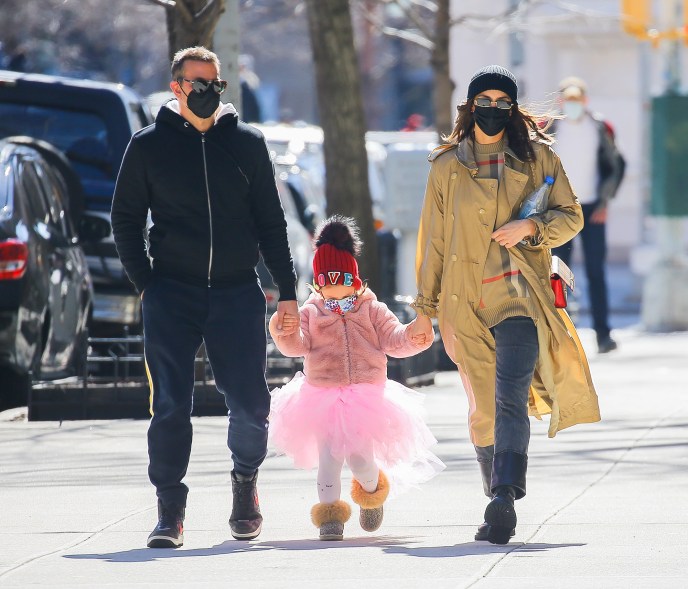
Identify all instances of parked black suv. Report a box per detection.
[0,70,154,333]
[0,137,110,408]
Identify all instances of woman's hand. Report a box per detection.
[491,219,536,249]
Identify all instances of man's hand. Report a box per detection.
[590,205,607,224]
[408,314,433,346]
[274,300,300,336]
[492,219,536,249]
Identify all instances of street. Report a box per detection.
[1,315,687,588]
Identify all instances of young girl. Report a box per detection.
[268,216,444,541]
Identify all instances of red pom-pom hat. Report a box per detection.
[312,243,362,291]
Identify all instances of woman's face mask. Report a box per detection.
[472,105,511,137]
[324,293,358,315]
[562,100,585,122]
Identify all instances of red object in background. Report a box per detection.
[0,239,29,280]
[402,113,425,131]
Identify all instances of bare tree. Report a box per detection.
[304,0,380,290]
[147,0,226,60]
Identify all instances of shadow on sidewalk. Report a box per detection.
[63,536,414,563]
[382,542,585,558]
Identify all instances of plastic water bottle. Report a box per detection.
[518,175,554,219]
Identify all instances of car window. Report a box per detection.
[32,160,74,239]
[19,160,52,226]
[0,160,14,220]
[0,103,111,181]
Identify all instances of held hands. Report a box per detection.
[273,300,300,336]
[408,314,434,346]
[491,219,537,249]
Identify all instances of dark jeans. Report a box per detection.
[142,276,270,507]
[476,316,539,457]
[552,202,610,339]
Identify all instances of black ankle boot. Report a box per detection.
[147,499,185,548]
[229,470,263,540]
[483,485,517,545]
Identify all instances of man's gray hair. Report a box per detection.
[171,46,221,80]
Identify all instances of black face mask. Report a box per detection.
[473,107,511,137]
[185,85,221,119]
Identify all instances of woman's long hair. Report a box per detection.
[443,99,557,162]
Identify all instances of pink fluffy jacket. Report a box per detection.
[268,289,431,387]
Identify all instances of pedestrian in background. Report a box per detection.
[111,46,298,548]
[269,216,443,541]
[552,76,626,354]
[411,65,600,544]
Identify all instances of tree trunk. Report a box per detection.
[164,0,225,61]
[431,0,454,139]
[305,0,380,291]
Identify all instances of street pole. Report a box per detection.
[641,0,688,331]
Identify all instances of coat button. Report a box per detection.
[479,208,485,214]
[451,213,455,221]
[540,278,547,285]
[451,294,458,301]
[451,254,457,261]
[450,172,457,179]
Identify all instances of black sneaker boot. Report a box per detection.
[147,500,185,548]
[229,470,262,540]
[484,486,517,545]
[474,456,513,542]
[597,333,618,354]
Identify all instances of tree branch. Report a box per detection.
[357,2,434,50]
[175,0,196,25]
[145,0,175,8]
[384,0,434,40]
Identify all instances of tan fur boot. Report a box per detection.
[350,470,389,532]
[310,500,351,541]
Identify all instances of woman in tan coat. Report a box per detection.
[411,66,600,545]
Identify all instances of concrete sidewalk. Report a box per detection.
[1,325,687,588]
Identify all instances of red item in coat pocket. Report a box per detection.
[551,256,575,309]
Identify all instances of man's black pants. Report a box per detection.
[552,202,611,339]
[142,276,270,507]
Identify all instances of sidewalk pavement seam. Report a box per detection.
[0,504,155,581]
[463,407,680,589]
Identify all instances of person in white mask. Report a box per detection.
[552,77,626,354]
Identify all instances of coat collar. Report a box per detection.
[453,135,524,173]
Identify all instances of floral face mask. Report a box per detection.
[324,293,358,315]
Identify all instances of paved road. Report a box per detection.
[1,319,687,588]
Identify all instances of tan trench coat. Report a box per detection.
[415,138,601,447]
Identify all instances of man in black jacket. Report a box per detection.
[111,47,299,548]
[552,76,625,354]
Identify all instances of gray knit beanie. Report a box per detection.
[467,65,518,103]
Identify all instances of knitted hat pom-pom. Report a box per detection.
[314,215,362,256]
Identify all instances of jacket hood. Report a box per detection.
[157,99,238,132]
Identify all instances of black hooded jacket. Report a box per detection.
[111,102,296,299]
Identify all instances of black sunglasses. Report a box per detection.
[177,77,228,95]
[474,96,513,110]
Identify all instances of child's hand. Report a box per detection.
[276,312,299,336]
[272,301,300,336]
[408,315,433,346]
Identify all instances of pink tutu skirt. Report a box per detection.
[269,373,445,494]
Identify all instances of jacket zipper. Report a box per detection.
[342,315,352,384]
[201,134,213,286]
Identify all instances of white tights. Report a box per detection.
[316,441,380,504]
